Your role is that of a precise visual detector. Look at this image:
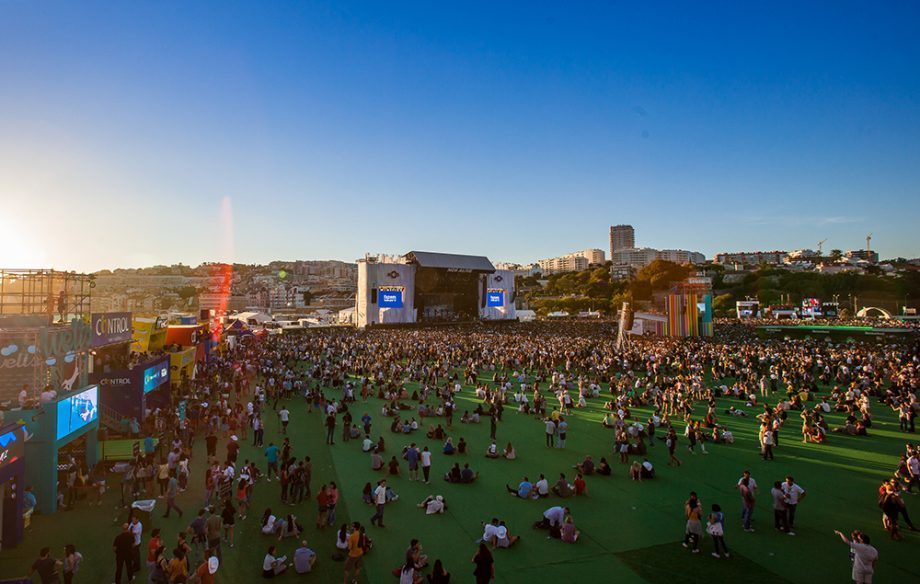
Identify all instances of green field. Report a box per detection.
[1,367,917,583]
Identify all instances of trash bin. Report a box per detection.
[130,499,156,532]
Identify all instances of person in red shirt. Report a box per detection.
[316,485,330,529]
[146,528,162,573]
[573,473,588,496]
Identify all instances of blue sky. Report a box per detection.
[1,1,918,271]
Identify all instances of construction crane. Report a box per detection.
[817,239,827,255]
[866,233,872,253]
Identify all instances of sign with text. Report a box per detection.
[486,289,504,307]
[378,286,404,308]
[91,312,133,347]
[143,361,169,393]
[0,426,24,472]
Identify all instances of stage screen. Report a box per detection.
[143,362,169,393]
[56,386,99,440]
[378,287,404,308]
[486,290,504,307]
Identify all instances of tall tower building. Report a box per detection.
[609,224,635,258]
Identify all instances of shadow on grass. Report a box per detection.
[616,542,793,584]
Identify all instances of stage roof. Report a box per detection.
[404,251,495,273]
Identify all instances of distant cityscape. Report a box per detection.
[75,223,919,318]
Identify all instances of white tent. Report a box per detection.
[231,311,272,325]
[516,310,536,322]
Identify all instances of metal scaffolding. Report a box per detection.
[0,269,94,324]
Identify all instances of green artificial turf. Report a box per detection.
[2,365,918,584]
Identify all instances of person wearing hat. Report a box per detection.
[194,553,219,584]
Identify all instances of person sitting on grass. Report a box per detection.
[574,455,595,475]
[503,442,517,460]
[559,515,580,544]
[362,482,374,505]
[417,495,447,514]
[460,463,478,483]
[629,461,643,481]
[371,451,384,471]
[388,456,401,476]
[443,437,456,455]
[485,441,500,459]
[457,437,468,454]
[506,476,533,499]
[573,473,588,496]
[596,458,612,476]
[444,463,462,483]
[494,520,521,548]
[551,473,573,498]
[262,545,289,578]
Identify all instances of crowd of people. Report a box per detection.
[22,320,918,583]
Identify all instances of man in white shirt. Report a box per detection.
[278,407,290,434]
[737,470,758,494]
[781,475,806,533]
[834,530,877,584]
[370,480,387,527]
[479,518,499,545]
[129,516,143,572]
[540,505,568,529]
[534,474,550,498]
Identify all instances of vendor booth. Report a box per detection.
[131,316,167,353]
[169,347,197,385]
[19,385,99,514]
[0,423,26,548]
[91,354,171,424]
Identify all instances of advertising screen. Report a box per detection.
[143,362,170,393]
[486,290,504,307]
[378,287,404,308]
[56,386,99,440]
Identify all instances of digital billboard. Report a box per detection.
[143,362,169,393]
[56,386,99,440]
[378,286,404,308]
[486,289,504,307]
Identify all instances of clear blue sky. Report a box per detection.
[1,1,918,271]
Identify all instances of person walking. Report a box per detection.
[163,471,183,518]
[325,413,337,445]
[370,480,387,527]
[343,522,365,584]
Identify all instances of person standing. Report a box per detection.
[343,523,365,584]
[781,475,806,535]
[278,406,291,435]
[707,504,729,559]
[834,529,878,584]
[325,413,337,445]
[421,447,432,484]
[472,542,494,584]
[544,417,556,448]
[62,543,82,584]
[682,492,702,553]
[206,507,223,561]
[129,515,143,574]
[29,546,61,584]
[739,477,755,532]
[771,481,789,533]
[406,443,420,482]
[264,442,279,481]
[370,479,387,527]
[113,524,135,584]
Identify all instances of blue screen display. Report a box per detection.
[487,291,504,307]
[378,289,404,308]
[56,386,99,441]
[143,363,169,393]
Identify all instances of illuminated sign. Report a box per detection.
[486,289,504,307]
[378,286,404,308]
[143,363,169,393]
[91,312,133,346]
[0,427,24,471]
[55,386,99,441]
